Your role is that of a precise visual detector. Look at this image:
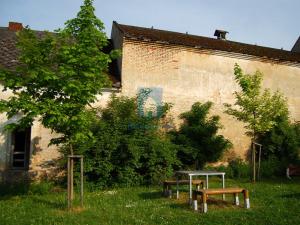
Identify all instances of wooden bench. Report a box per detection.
[163,179,204,198]
[192,188,250,213]
[286,164,300,179]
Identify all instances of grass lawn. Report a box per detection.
[0,178,299,225]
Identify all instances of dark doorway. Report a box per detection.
[11,127,31,170]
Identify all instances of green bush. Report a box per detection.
[205,158,250,179]
[170,102,232,169]
[28,182,54,195]
[258,115,300,166]
[228,158,250,179]
[66,95,179,187]
[259,156,284,177]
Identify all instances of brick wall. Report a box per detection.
[120,39,300,159]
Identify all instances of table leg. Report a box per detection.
[205,175,208,189]
[189,175,192,205]
[222,174,225,200]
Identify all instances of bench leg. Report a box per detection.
[234,193,240,206]
[192,191,198,211]
[202,194,208,213]
[243,190,250,209]
[163,184,167,197]
[168,189,173,198]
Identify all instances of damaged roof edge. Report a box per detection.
[112,21,300,64]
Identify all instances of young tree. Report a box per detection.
[171,102,232,169]
[224,64,289,181]
[0,0,118,154]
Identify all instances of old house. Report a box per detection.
[0,21,300,181]
[0,22,117,181]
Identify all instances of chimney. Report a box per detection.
[291,36,300,53]
[8,22,23,31]
[214,29,228,40]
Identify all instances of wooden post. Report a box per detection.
[67,155,84,210]
[80,156,83,207]
[67,157,71,209]
[252,142,262,182]
[203,193,207,213]
[257,145,262,180]
[243,189,250,209]
[252,142,256,182]
[70,157,74,200]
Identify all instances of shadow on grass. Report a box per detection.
[0,182,30,200]
[171,198,235,209]
[169,202,190,211]
[138,191,163,200]
[281,193,300,199]
[251,177,300,185]
[0,182,63,200]
[30,195,66,209]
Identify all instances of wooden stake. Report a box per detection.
[257,145,262,180]
[67,155,84,209]
[80,157,83,207]
[67,157,71,209]
[252,143,256,182]
[70,158,74,200]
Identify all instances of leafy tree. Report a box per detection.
[171,102,232,169]
[224,64,289,180]
[0,0,119,154]
[258,115,300,164]
[71,95,179,187]
[224,64,288,141]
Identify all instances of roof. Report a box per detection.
[114,22,300,64]
[0,27,19,69]
[0,27,48,70]
[0,27,120,85]
[291,36,300,53]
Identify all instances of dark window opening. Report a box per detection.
[11,127,31,170]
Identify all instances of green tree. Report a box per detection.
[224,64,288,140]
[0,0,119,154]
[171,102,232,169]
[224,64,289,180]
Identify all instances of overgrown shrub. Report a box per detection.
[65,95,179,187]
[259,156,283,177]
[228,158,250,179]
[170,102,232,169]
[205,158,250,179]
[258,115,300,167]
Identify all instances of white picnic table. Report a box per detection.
[175,170,226,204]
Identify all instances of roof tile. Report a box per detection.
[114,22,300,64]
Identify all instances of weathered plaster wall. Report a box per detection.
[121,40,300,159]
[0,85,114,181]
[0,87,17,175]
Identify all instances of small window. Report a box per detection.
[11,127,31,170]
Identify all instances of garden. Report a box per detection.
[0,1,300,224]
